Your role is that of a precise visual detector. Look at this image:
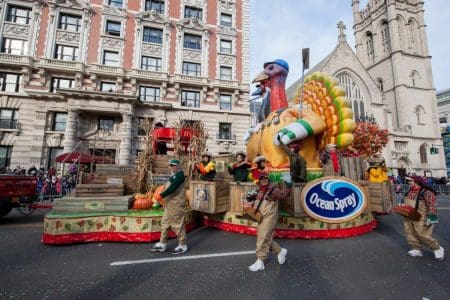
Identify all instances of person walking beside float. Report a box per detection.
[401,175,444,260]
[151,159,188,255]
[248,173,288,272]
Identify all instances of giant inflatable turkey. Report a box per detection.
[246,59,356,170]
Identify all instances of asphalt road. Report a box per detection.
[0,197,449,300]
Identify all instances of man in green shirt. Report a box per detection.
[151,159,188,255]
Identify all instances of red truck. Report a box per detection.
[0,175,38,217]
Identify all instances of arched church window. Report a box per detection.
[376,78,384,92]
[407,19,417,52]
[336,72,366,122]
[397,15,404,50]
[365,32,375,63]
[415,105,425,124]
[410,70,419,87]
[419,144,427,164]
[381,21,391,53]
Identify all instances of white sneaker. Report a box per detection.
[277,248,287,265]
[434,246,444,260]
[171,245,188,255]
[150,242,167,252]
[407,249,423,257]
[248,259,265,272]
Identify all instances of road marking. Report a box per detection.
[439,207,450,210]
[110,250,255,266]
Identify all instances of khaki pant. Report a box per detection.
[256,200,282,261]
[403,197,440,251]
[160,197,186,246]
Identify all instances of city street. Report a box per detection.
[0,197,449,300]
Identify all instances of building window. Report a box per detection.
[184,6,202,20]
[105,20,121,36]
[410,70,419,87]
[137,118,146,136]
[182,62,201,76]
[394,141,408,152]
[51,77,73,92]
[219,94,232,110]
[439,117,447,124]
[145,0,165,13]
[381,21,391,54]
[420,144,427,164]
[47,147,63,169]
[6,5,31,25]
[139,86,160,102]
[181,90,200,108]
[1,38,28,55]
[58,13,81,32]
[0,109,18,129]
[183,34,201,50]
[220,40,232,54]
[54,44,78,61]
[99,116,114,131]
[141,56,162,71]
[415,105,425,124]
[220,13,232,27]
[376,78,384,92]
[219,123,232,140]
[143,27,163,44]
[108,0,123,8]
[366,32,374,63]
[0,146,12,167]
[0,73,21,93]
[103,50,119,66]
[220,66,232,80]
[52,112,67,131]
[337,72,365,122]
[100,82,116,92]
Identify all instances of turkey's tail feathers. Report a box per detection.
[292,72,356,150]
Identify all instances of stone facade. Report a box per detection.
[0,0,250,168]
[288,0,446,177]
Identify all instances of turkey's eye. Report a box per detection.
[268,65,274,70]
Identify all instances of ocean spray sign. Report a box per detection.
[300,177,367,223]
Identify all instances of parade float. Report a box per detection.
[42,59,393,245]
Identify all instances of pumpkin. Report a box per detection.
[152,185,166,207]
[133,193,152,210]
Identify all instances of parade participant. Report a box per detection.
[320,144,342,176]
[248,174,288,272]
[280,143,307,183]
[151,159,188,255]
[402,175,444,260]
[227,151,250,182]
[366,157,388,183]
[195,152,216,181]
[249,156,269,183]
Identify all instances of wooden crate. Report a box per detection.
[279,183,308,217]
[189,180,230,214]
[365,181,394,213]
[342,157,364,181]
[229,182,257,215]
[52,196,131,213]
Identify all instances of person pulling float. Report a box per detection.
[151,159,188,255]
[248,173,289,272]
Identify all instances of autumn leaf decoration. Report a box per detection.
[341,121,389,157]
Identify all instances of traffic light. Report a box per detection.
[430,147,439,154]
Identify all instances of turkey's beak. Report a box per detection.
[252,71,269,84]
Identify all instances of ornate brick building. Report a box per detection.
[0,0,250,168]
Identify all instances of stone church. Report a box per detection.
[287,0,446,178]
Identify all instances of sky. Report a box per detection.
[249,0,450,92]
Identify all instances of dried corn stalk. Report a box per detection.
[134,118,154,193]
